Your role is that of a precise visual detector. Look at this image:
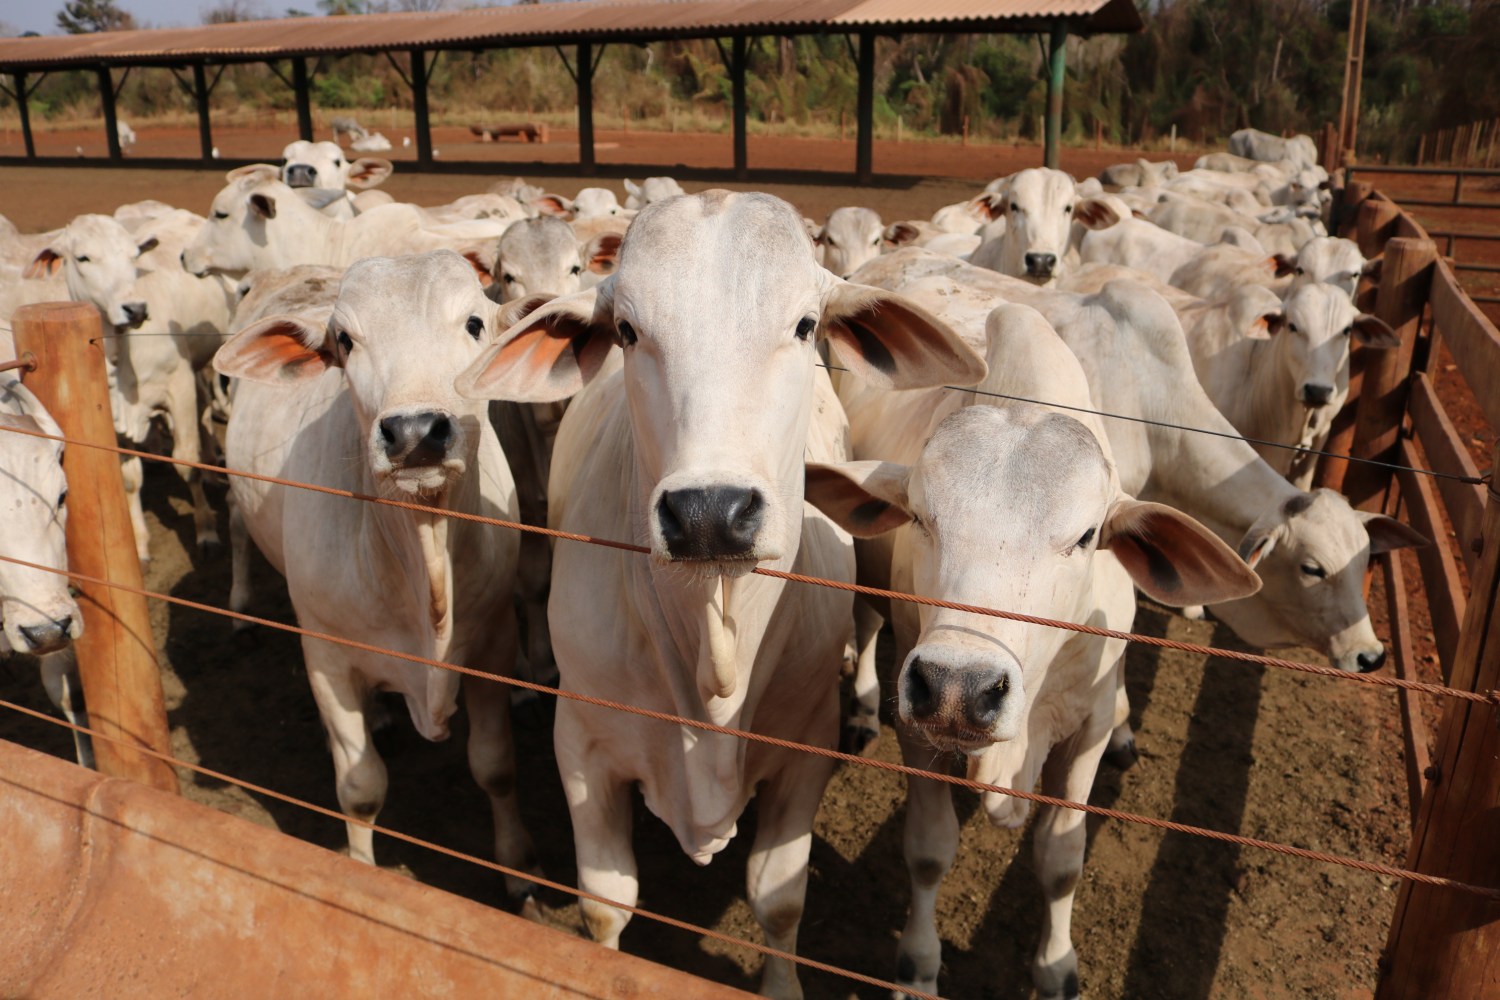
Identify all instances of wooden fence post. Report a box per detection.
[1356,195,1401,261]
[13,302,177,794]
[1343,237,1437,509]
[1378,441,1500,998]
[1339,179,1375,238]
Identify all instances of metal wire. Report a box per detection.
[5,552,1499,906]
[0,696,944,1000]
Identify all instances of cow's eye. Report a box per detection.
[617,320,638,347]
[502,273,516,284]
[1342,326,1353,337]
[1075,526,1095,550]
[57,488,67,510]
[569,264,582,276]
[465,315,484,340]
[824,237,837,248]
[871,237,881,246]
[795,316,817,341]
[1064,204,1073,214]
[337,330,353,354]
[1301,563,1327,579]
[1295,267,1306,276]
[213,211,229,220]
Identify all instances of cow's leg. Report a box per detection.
[558,705,636,949]
[120,454,151,565]
[1030,694,1114,1000]
[462,610,539,910]
[843,597,883,756]
[39,649,94,770]
[893,723,960,999]
[306,654,386,865]
[746,746,837,1000]
[1103,654,1137,770]
[167,365,219,550]
[227,493,254,632]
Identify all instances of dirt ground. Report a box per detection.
[0,148,1461,1000]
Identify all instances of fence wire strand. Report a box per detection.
[4,552,1499,907]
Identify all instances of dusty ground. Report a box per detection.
[0,149,1469,1000]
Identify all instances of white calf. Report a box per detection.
[968,168,1123,284]
[815,206,885,278]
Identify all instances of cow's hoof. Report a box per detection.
[1103,737,1139,771]
[198,534,223,554]
[841,722,878,757]
[1035,949,1080,1000]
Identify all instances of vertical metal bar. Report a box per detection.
[411,48,432,167]
[731,35,748,180]
[855,31,874,183]
[1452,171,1464,205]
[1044,21,1068,170]
[578,41,595,174]
[192,63,213,161]
[13,72,35,159]
[12,303,177,794]
[292,57,313,141]
[98,66,121,160]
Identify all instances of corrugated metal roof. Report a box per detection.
[0,0,1140,71]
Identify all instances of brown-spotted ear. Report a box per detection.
[461,249,496,288]
[1229,286,1283,341]
[1272,252,1299,277]
[822,282,986,391]
[1352,313,1399,349]
[456,285,615,403]
[249,192,277,220]
[1357,511,1428,553]
[24,248,62,280]
[213,315,339,384]
[226,164,279,184]
[976,192,1007,221]
[346,157,393,189]
[533,194,573,218]
[584,232,622,275]
[1104,499,1262,606]
[1074,197,1122,230]
[804,461,913,538]
[884,221,921,246]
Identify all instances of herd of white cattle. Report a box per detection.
[0,125,1430,999]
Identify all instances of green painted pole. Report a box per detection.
[1044,20,1068,169]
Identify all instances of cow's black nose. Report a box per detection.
[657,486,764,560]
[379,412,454,467]
[1024,252,1057,278]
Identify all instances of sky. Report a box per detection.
[6,0,250,36]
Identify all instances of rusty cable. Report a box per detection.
[4,554,1499,905]
[0,696,943,1000]
[0,420,1490,705]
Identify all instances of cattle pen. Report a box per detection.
[2,172,1500,998]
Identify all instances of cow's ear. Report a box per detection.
[804,461,913,538]
[248,192,277,220]
[1358,511,1428,553]
[1074,197,1122,230]
[1272,252,1299,277]
[226,163,278,184]
[494,293,553,331]
[1104,499,1262,607]
[976,192,1007,221]
[533,194,573,218]
[884,221,921,246]
[457,285,615,403]
[584,232,622,275]
[214,315,339,384]
[24,248,62,280]
[1230,287,1282,340]
[823,282,986,391]
[1353,313,1400,349]
[346,157,392,189]
[461,249,495,288]
[136,236,159,257]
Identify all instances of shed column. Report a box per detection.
[855,31,875,184]
[192,63,214,161]
[731,35,748,180]
[411,49,433,167]
[577,41,596,174]
[97,66,121,160]
[1044,21,1068,169]
[292,57,313,141]
[13,73,35,159]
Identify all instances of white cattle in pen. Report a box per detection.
[967,168,1124,284]
[622,175,686,209]
[1078,218,1260,284]
[1098,157,1179,188]
[821,277,1257,1000]
[456,190,984,999]
[280,140,393,193]
[815,206,885,278]
[215,251,546,897]
[1282,236,1374,299]
[418,193,531,226]
[532,186,632,220]
[182,166,512,281]
[1148,194,1320,254]
[1230,128,1319,169]
[929,191,1003,234]
[1169,238,1295,299]
[855,248,1426,680]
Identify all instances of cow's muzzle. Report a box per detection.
[1023,252,1057,280]
[379,410,455,469]
[657,486,764,561]
[18,616,75,656]
[898,646,1024,751]
[284,164,318,188]
[121,302,149,328]
[1300,382,1334,408]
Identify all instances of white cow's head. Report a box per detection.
[25,214,157,327]
[214,251,546,498]
[491,216,621,302]
[808,403,1258,751]
[1259,282,1398,409]
[458,190,984,571]
[540,187,629,220]
[988,168,1122,284]
[622,176,686,211]
[1214,490,1426,672]
[1278,237,1374,300]
[183,167,304,279]
[280,140,392,191]
[0,383,81,656]
[816,207,885,279]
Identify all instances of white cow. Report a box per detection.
[1079,218,1263,285]
[455,190,984,998]
[815,206,885,278]
[532,186,632,220]
[622,176,686,210]
[1229,128,1319,169]
[819,282,1257,999]
[280,140,393,193]
[855,249,1426,677]
[1281,236,1373,299]
[1098,157,1180,188]
[1148,194,1319,255]
[215,252,546,897]
[968,168,1123,284]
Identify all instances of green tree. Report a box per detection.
[56,0,136,33]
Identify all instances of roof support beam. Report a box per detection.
[97,66,121,160]
[576,41,596,175]
[410,48,432,168]
[10,73,34,158]
[1044,20,1068,170]
[292,57,313,142]
[192,63,213,161]
[854,31,875,184]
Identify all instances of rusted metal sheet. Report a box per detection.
[0,739,753,1000]
[0,0,1140,71]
